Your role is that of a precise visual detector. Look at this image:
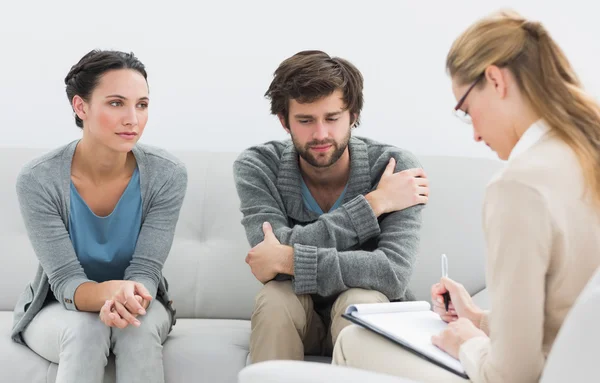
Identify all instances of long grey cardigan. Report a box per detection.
[11,140,188,344]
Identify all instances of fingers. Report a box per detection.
[432,282,449,296]
[417,195,429,204]
[124,288,146,316]
[262,222,277,241]
[99,300,113,326]
[100,300,127,328]
[125,297,146,317]
[262,221,273,234]
[134,282,153,302]
[416,177,429,187]
[440,315,459,323]
[383,157,396,176]
[440,277,466,298]
[432,298,455,312]
[115,301,141,327]
[431,334,443,350]
[433,305,457,318]
[402,167,426,178]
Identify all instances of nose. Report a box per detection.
[313,120,328,141]
[123,106,138,127]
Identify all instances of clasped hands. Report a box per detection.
[99,281,153,329]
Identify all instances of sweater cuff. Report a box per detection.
[63,277,93,311]
[343,195,381,244]
[479,310,491,335]
[459,336,490,380]
[292,244,318,295]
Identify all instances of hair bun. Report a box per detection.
[64,63,85,85]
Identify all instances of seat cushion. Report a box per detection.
[162,318,251,383]
[0,311,52,383]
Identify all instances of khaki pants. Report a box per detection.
[249,280,388,363]
[333,325,471,382]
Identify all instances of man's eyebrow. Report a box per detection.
[294,114,314,119]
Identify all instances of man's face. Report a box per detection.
[282,89,354,168]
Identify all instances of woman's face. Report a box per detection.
[451,67,520,160]
[74,69,149,153]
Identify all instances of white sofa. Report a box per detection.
[0,146,503,383]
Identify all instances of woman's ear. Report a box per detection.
[72,95,88,123]
[484,65,508,99]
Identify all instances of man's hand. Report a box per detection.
[366,157,429,216]
[246,222,294,283]
[431,318,488,359]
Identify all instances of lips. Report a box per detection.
[310,144,332,152]
[116,132,138,140]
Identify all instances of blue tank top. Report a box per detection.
[68,167,142,282]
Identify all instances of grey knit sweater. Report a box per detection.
[12,140,187,344]
[233,136,424,301]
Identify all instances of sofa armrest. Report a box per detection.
[238,361,418,383]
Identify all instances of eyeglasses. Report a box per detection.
[453,74,484,124]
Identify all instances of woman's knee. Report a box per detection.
[111,304,170,351]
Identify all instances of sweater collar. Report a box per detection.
[276,136,372,222]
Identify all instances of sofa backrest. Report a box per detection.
[0,146,503,320]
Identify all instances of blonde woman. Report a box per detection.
[332,10,600,383]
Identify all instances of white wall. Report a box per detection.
[1,0,598,159]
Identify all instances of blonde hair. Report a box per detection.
[447,9,600,206]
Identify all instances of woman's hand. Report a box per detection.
[99,281,153,328]
[431,277,483,327]
[431,318,488,359]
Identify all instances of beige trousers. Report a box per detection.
[333,325,471,383]
[249,280,388,363]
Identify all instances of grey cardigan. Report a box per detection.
[12,140,188,344]
[233,136,424,301]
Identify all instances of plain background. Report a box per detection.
[1,0,598,159]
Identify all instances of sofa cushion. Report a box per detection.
[0,311,52,383]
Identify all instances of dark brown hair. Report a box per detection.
[65,50,147,128]
[265,50,364,128]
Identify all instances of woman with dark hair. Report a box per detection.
[11,50,187,383]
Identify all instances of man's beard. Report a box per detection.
[292,130,351,168]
